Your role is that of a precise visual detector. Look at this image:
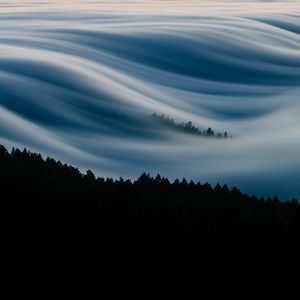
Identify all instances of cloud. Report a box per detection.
[1,1,300,199]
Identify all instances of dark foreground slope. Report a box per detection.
[0,145,300,298]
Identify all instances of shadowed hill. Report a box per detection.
[0,144,300,298]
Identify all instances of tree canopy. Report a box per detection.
[152,113,230,138]
[0,144,299,298]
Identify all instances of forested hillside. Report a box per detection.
[0,145,299,298]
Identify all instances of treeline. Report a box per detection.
[0,144,300,298]
[152,113,229,138]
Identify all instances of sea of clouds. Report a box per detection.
[1,1,300,199]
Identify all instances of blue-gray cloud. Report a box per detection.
[1,1,300,199]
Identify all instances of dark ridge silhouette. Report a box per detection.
[152,113,230,138]
[0,144,299,298]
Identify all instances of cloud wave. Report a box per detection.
[1,1,300,199]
